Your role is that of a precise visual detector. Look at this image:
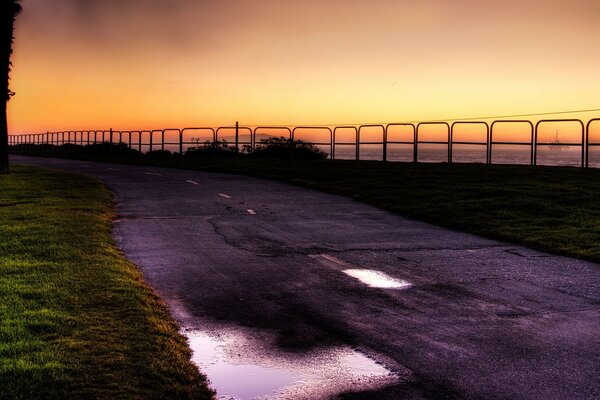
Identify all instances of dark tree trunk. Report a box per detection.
[0,0,21,174]
[0,103,7,173]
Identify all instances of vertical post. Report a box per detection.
[179,130,183,156]
[486,131,491,165]
[448,129,452,163]
[532,129,537,166]
[413,130,418,163]
[585,126,589,168]
[383,127,388,162]
[109,128,113,156]
[149,131,153,153]
[330,130,334,160]
[581,127,585,169]
[235,121,239,152]
[356,128,360,161]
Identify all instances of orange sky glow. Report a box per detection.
[8,0,600,135]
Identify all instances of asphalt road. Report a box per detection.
[13,155,600,399]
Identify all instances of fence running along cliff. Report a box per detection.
[9,117,600,168]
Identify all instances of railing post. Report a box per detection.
[110,128,114,156]
[586,123,589,169]
[383,126,388,162]
[413,129,418,163]
[356,128,360,161]
[235,121,239,152]
[449,129,453,163]
[532,127,536,166]
[179,130,183,156]
[581,124,585,169]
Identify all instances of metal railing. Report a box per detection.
[8,116,600,168]
[586,118,600,168]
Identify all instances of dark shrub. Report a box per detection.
[185,140,239,158]
[147,149,172,158]
[253,137,327,160]
[77,142,142,156]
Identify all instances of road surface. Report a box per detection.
[13,155,600,399]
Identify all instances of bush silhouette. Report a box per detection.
[253,137,327,160]
[185,139,239,158]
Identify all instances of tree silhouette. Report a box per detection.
[1,0,22,174]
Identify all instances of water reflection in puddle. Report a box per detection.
[185,328,400,400]
[343,269,412,289]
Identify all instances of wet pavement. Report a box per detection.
[13,155,600,400]
[184,325,399,400]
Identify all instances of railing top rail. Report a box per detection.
[182,127,216,133]
[535,119,585,129]
[292,126,333,133]
[216,126,253,131]
[416,121,451,128]
[451,121,490,128]
[358,124,385,129]
[586,118,600,130]
[333,126,358,132]
[490,120,534,129]
[254,126,292,132]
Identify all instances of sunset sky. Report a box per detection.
[8,0,600,133]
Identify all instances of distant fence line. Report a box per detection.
[8,117,600,168]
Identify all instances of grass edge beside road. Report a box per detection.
[0,165,214,400]
[193,159,600,263]
[10,151,600,265]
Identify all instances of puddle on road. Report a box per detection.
[343,269,412,289]
[184,328,400,400]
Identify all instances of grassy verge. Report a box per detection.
[11,150,600,264]
[0,165,214,400]
[183,158,600,263]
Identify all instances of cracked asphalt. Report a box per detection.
[13,155,600,399]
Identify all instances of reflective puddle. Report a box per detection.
[184,328,400,400]
[343,269,412,289]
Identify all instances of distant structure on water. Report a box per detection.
[548,130,568,151]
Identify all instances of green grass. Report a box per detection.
[0,165,214,400]
[20,150,599,263]
[191,159,600,262]
[13,149,600,263]
[17,148,600,262]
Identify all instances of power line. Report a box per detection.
[240,107,600,128]
[414,108,600,123]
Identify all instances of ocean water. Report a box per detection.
[325,144,599,168]
[111,138,600,168]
